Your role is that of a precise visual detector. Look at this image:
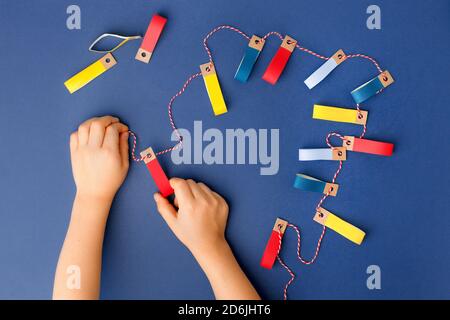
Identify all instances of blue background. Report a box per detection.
[0,0,449,299]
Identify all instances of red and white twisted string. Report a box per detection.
[129,71,202,161]
[276,222,326,300]
[275,227,294,300]
[156,72,203,156]
[347,53,383,73]
[203,25,251,63]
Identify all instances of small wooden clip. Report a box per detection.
[262,35,297,85]
[140,147,174,197]
[260,218,288,269]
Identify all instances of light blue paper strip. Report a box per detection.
[298,148,333,161]
[304,58,337,89]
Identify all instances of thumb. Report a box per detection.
[119,131,129,166]
[154,193,178,230]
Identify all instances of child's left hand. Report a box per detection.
[54,116,130,300]
[70,116,130,202]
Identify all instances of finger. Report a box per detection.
[70,132,78,153]
[103,123,128,150]
[88,116,120,147]
[170,178,194,204]
[154,193,178,230]
[119,131,129,166]
[197,182,215,199]
[173,197,179,208]
[187,179,207,199]
[213,192,229,214]
[212,191,225,203]
[77,117,98,146]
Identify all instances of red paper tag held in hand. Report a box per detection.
[140,147,174,197]
[260,218,288,269]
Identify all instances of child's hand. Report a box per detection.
[154,178,229,257]
[154,179,260,299]
[54,116,129,300]
[70,116,129,202]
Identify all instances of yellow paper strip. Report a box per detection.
[314,207,365,245]
[313,104,368,125]
[64,53,117,94]
[200,62,228,116]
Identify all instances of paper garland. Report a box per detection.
[64,19,397,299]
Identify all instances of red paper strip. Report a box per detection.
[140,147,174,197]
[262,36,297,85]
[135,14,167,63]
[260,218,288,269]
[344,136,394,156]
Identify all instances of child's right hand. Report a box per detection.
[154,178,229,258]
[154,178,260,300]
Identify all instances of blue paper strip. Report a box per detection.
[293,174,338,196]
[293,174,326,193]
[351,76,384,104]
[235,46,261,83]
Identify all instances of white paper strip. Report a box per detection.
[299,148,332,160]
[304,59,337,89]
[304,49,346,89]
[298,147,346,161]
